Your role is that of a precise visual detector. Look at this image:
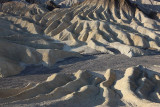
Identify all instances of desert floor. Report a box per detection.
[1,53,160,89]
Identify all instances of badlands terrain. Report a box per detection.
[0,0,160,106]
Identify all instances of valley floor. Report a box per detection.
[1,53,160,89]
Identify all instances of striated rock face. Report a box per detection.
[130,0,160,12]
[0,1,82,77]
[41,0,160,57]
[1,0,160,76]
[0,65,160,106]
[0,0,160,106]
[130,0,160,20]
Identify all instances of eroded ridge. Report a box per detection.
[40,0,160,57]
[0,1,82,77]
[1,0,160,58]
[1,0,160,76]
[0,65,160,106]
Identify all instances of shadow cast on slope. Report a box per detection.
[17,55,97,76]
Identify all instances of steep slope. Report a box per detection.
[130,0,160,12]
[0,1,82,77]
[0,65,160,106]
[41,0,160,57]
[1,0,160,76]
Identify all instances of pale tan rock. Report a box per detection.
[130,33,149,48]
[109,42,145,57]
[1,1,160,106]
[0,57,24,78]
[1,0,160,58]
[114,65,160,106]
[37,49,82,66]
[0,40,81,77]
[0,66,160,106]
[103,69,116,87]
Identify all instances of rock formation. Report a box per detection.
[0,1,82,77]
[0,65,160,106]
[41,0,160,57]
[0,0,160,76]
[0,40,81,78]
[0,0,160,106]
[130,0,160,12]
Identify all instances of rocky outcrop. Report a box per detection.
[0,40,81,78]
[0,1,83,77]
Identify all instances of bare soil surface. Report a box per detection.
[0,54,160,89]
